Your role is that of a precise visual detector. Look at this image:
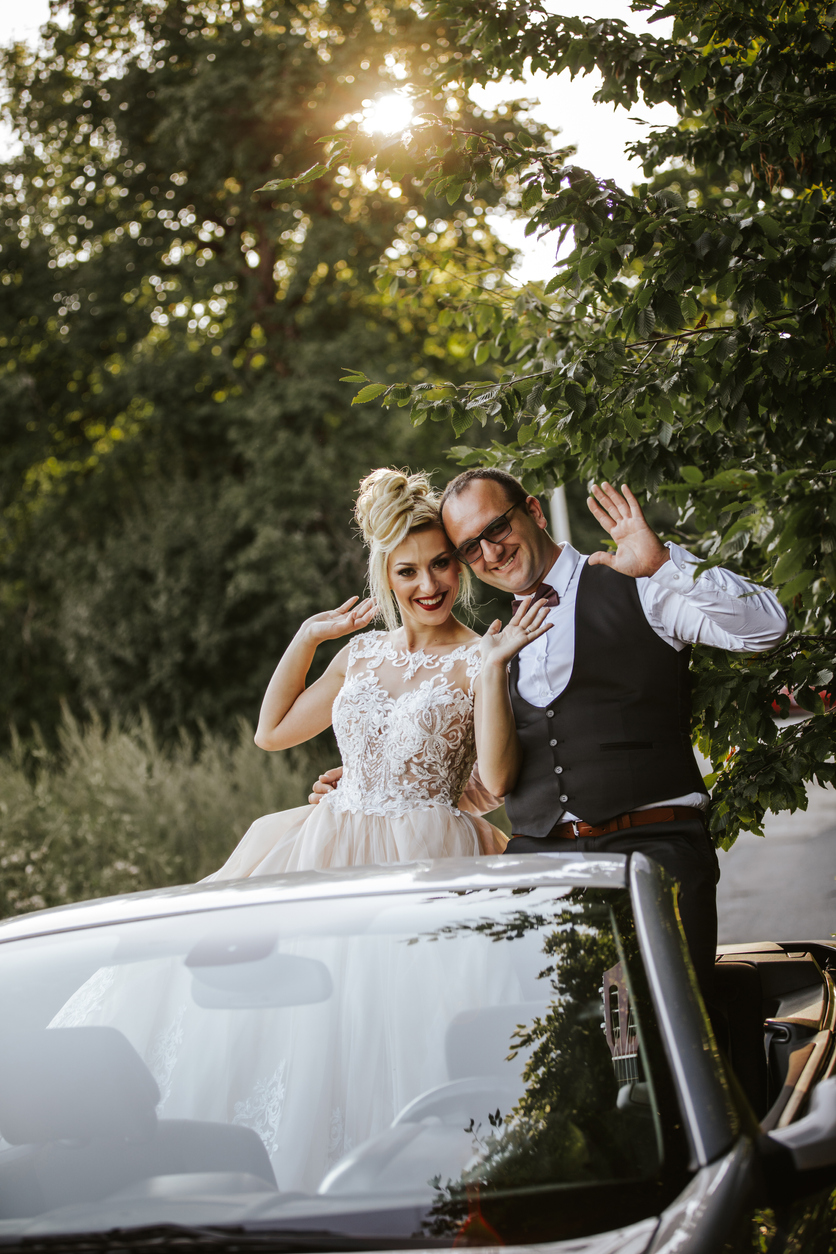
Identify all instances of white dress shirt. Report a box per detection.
[515,542,789,819]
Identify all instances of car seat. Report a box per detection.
[0,1027,276,1218]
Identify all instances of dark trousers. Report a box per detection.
[505,816,720,1005]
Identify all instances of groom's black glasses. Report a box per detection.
[452,503,519,565]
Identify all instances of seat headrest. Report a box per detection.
[445,1003,542,1081]
[0,1027,160,1145]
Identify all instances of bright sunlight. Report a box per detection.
[361,92,414,135]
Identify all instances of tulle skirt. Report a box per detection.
[205,795,507,881]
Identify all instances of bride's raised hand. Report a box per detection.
[301,596,376,646]
[480,595,552,671]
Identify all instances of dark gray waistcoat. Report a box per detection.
[504,560,708,836]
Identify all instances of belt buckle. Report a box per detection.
[570,821,582,840]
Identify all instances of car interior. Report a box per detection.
[0,1007,532,1219]
[0,989,654,1222]
[713,941,836,1126]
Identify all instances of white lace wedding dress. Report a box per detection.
[206,631,507,878]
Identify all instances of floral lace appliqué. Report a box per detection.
[232,1062,287,1157]
[330,632,482,818]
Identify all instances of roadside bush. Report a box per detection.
[0,710,311,918]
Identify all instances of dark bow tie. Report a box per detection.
[511,582,560,615]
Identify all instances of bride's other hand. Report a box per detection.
[301,597,376,645]
[474,597,549,798]
[308,766,343,805]
[480,596,552,670]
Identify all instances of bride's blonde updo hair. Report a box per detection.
[354,467,471,631]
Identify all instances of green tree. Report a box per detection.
[306,0,836,845]
[0,0,522,742]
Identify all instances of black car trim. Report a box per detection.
[629,853,738,1169]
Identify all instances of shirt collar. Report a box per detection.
[542,543,583,600]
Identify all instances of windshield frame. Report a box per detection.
[629,853,738,1170]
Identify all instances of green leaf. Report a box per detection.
[623,410,643,439]
[351,383,388,405]
[755,279,782,311]
[636,306,656,338]
[680,465,704,484]
[578,254,598,281]
[755,214,781,240]
[716,271,736,301]
[521,181,542,211]
[773,544,810,584]
[654,290,683,330]
[777,570,817,603]
[564,382,586,411]
[258,162,327,192]
[544,269,574,294]
[451,409,473,437]
[681,293,699,322]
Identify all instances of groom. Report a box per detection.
[312,470,788,998]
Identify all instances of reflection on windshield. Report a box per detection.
[412,893,661,1243]
[0,887,676,1245]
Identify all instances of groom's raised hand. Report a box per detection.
[586,483,669,579]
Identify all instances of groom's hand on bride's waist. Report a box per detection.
[308,766,343,805]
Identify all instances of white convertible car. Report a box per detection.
[0,852,834,1252]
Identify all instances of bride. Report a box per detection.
[47,468,552,1196]
[207,466,551,879]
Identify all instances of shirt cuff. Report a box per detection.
[649,542,700,590]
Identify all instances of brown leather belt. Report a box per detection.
[513,806,703,843]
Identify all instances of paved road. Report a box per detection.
[717,781,836,945]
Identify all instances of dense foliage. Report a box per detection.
[0,0,522,744]
[287,0,836,845]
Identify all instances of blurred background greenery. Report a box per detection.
[0,708,314,916]
[0,0,596,913]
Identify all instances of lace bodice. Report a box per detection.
[330,631,482,817]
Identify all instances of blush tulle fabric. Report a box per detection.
[205,631,507,879]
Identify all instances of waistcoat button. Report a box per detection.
[559,794,569,804]
[549,738,557,747]
[546,710,554,718]
[554,765,563,774]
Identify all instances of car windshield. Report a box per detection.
[0,884,686,1245]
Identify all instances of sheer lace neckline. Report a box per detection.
[352,631,480,683]
[381,635,479,660]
